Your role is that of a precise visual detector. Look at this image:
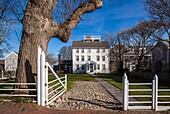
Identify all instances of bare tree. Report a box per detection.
[59,45,72,60]
[120,20,162,71]
[14,0,102,89]
[145,0,170,41]
[46,53,57,66]
[102,32,127,73]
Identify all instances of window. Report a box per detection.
[102,49,105,53]
[102,64,106,70]
[88,56,91,61]
[97,49,100,53]
[88,49,91,53]
[81,49,84,53]
[97,56,100,61]
[77,65,79,70]
[81,56,84,61]
[102,56,105,61]
[97,64,100,70]
[76,56,79,61]
[76,49,79,53]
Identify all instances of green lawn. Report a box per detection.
[96,74,170,101]
[49,73,95,90]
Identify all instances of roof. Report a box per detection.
[161,40,170,47]
[72,40,110,49]
[59,60,72,64]
[4,51,18,59]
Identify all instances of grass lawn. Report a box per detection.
[96,74,170,101]
[49,73,95,90]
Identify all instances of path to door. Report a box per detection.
[92,75,123,103]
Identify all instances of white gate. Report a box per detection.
[123,73,170,111]
[37,46,67,106]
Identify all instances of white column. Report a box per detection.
[122,73,128,110]
[40,51,45,106]
[45,62,48,105]
[37,46,41,105]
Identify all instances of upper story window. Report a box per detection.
[97,56,100,61]
[88,49,91,53]
[102,56,105,61]
[76,49,79,53]
[97,49,100,53]
[81,56,84,61]
[102,49,105,53]
[76,56,79,61]
[81,49,84,53]
[88,56,91,61]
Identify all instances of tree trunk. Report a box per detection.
[16,0,103,92]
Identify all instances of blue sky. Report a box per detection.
[7,0,147,57]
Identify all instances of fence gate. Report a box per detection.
[123,73,170,111]
[37,46,67,106]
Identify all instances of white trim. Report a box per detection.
[3,51,18,60]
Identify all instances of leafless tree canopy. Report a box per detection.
[145,0,170,40]
[59,45,72,60]
[46,53,57,66]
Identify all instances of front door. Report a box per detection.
[90,64,93,72]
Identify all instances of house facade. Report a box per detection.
[123,46,152,71]
[4,51,18,72]
[110,45,152,72]
[152,40,170,73]
[53,54,72,73]
[72,35,110,74]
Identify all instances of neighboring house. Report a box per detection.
[123,46,152,71]
[110,46,152,72]
[53,54,72,73]
[152,40,170,73]
[4,51,18,72]
[0,51,18,79]
[72,35,110,74]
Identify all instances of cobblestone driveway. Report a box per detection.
[52,81,121,110]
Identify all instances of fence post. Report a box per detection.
[152,74,158,111]
[122,73,128,110]
[45,62,48,105]
[40,51,45,106]
[65,74,67,90]
[37,46,41,105]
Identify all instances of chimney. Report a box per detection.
[84,35,92,42]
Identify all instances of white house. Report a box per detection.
[152,40,170,72]
[72,35,110,74]
[4,51,18,72]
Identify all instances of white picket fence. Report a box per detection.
[123,73,170,111]
[0,47,67,105]
[37,46,67,106]
[0,83,37,102]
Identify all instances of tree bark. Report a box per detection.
[16,0,103,91]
